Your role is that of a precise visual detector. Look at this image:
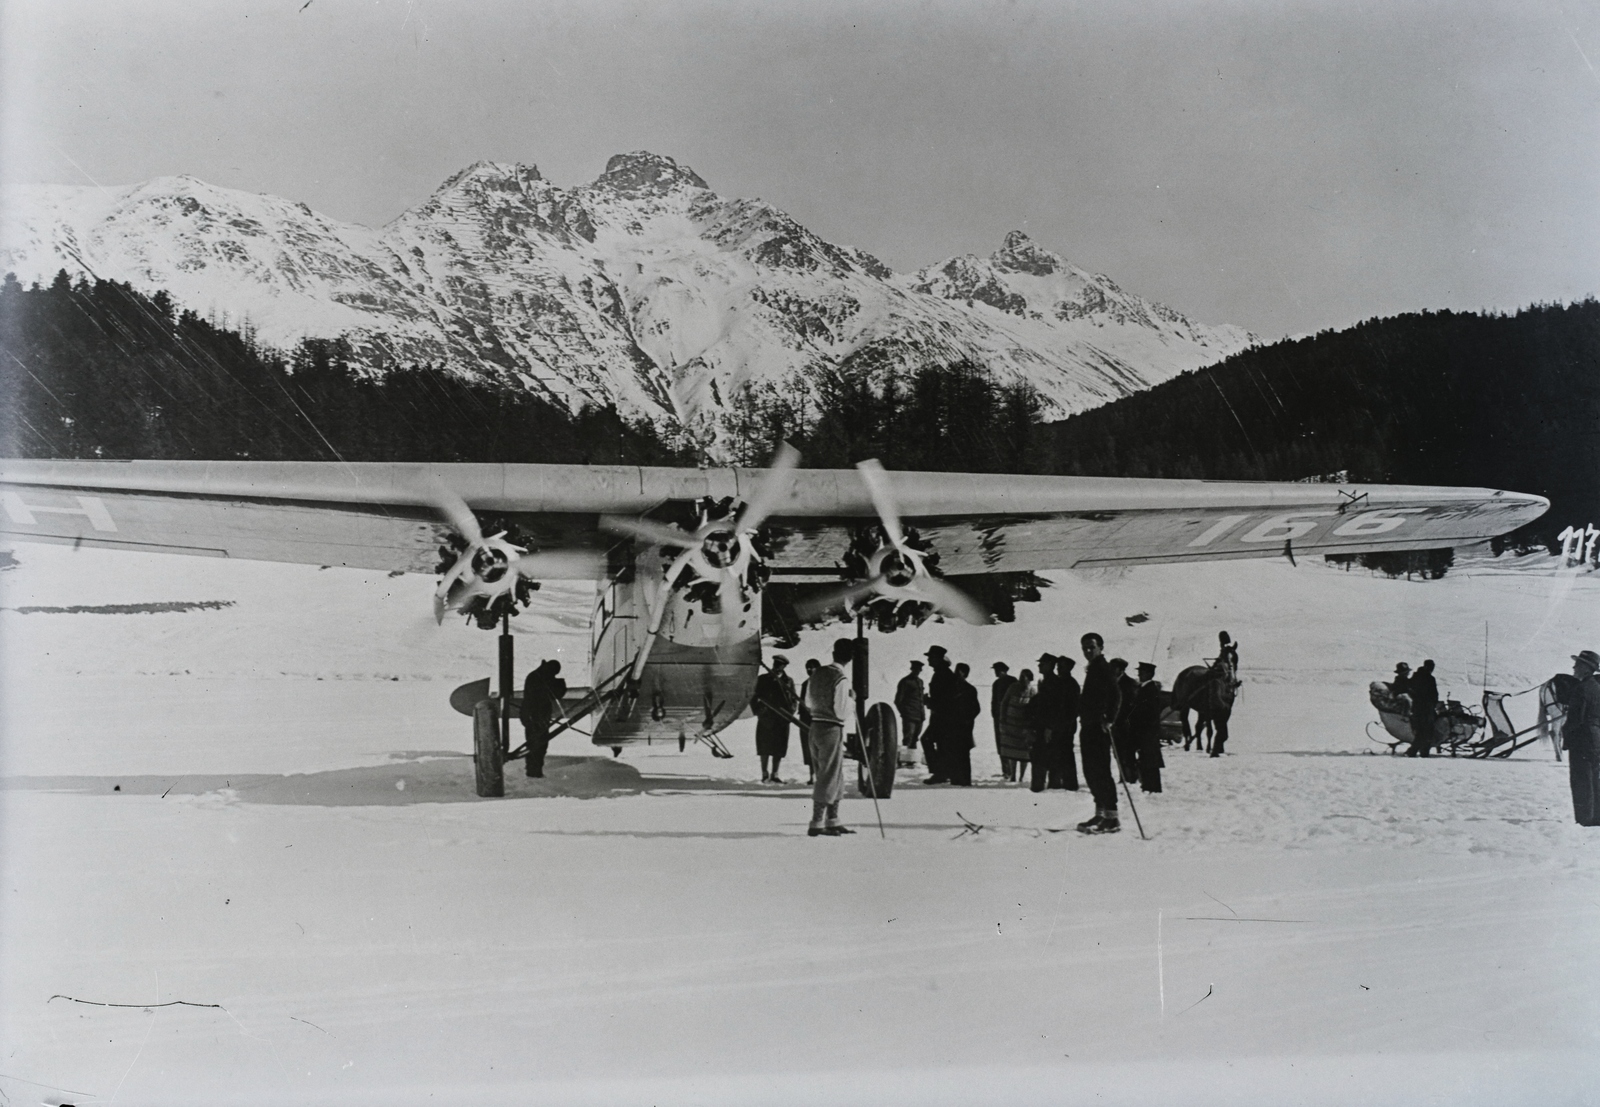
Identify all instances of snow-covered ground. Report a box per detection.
[2,543,1597,1106]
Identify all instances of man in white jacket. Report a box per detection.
[804,638,858,837]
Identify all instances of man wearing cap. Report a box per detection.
[1130,661,1166,793]
[949,662,982,786]
[1056,655,1082,790]
[1077,632,1123,833]
[922,645,957,784]
[752,656,798,784]
[990,662,1017,779]
[1109,657,1140,785]
[895,660,927,760]
[1028,654,1063,792]
[1564,649,1600,826]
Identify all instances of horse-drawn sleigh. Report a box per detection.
[1366,675,1575,758]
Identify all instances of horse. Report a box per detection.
[1170,662,1239,755]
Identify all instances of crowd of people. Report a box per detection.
[746,632,1198,836]
[888,634,1171,834]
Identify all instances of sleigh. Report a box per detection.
[1366,677,1570,759]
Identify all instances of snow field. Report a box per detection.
[2,542,1597,1105]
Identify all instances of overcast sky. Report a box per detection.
[1,0,1596,337]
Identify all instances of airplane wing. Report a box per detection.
[0,458,1548,577]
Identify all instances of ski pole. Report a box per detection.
[854,699,887,839]
[1107,728,1148,840]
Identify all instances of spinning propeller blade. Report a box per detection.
[794,576,886,622]
[599,515,699,549]
[422,478,484,548]
[908,575,989,626]
[856,459,907,552]
[736,442,800,536]
[717,567,745,639]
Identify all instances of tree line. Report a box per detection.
[1038,300,1600,549]
[0,271,690,466]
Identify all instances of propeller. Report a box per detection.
[796,458,988,626]
[601,444,799,684]
[423,477,603,625]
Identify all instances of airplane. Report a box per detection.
[0,452,1548,796]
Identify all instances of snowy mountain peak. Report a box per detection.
[1,158,1257,452]
[597,151,709,195]
[994,230,1063,276]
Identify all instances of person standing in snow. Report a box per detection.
[990,662,1017,778]
[1131,661,1166,793]
[1405,659,1440,757]
[1109,657,1140,785]
[519,659,566,778]
[804,639,857,836]
[1563,649,1600,826]
[1077,633,1123,834]
[797,658,821,785]
[752,656,797,784]
[896,660,927,754]
[1029,654,1062,792]
[922,645,957,784]
[946,662,981,786]
[997,668,1036,782]
[1055,655,1081,790]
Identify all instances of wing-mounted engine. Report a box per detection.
[425,482,603,628]
[797,459,990,628]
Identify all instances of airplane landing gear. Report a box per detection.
[474,699,505,798]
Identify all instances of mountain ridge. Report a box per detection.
[0,152,1256,451]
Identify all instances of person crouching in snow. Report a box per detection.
[804,639,857,836]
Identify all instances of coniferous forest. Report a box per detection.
[1040,300,1600,548]
[2,271,1594,553]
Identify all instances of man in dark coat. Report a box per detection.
[797,658,821,784]
[1390,662,1412,699]
[1109,657,1140,785]
[947,662,981,786]
[922,645,957,784]
[896,660,927,754]
[752,656,798,783]
[1028,654,1062,792]
[1077,633,1123,833]
[519,659,567,778]
[1564,649,1600,826]
[1405,659,1440,757]
[990,662,1017,778]
[1056,656,1081,790]
[1130,662,1166,793]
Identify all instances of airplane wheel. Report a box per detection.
[858,702,898,799]
[474,700,505,798]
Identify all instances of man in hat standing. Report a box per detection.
[1029,653,1063,792]
[1077,632,1123,833]
[895,660,927,761]
[1056,655,1081,790]
[752,655,798,784]
[990,662,1017,778]
[948,662,982,785]
[922,645,957,784]
[1109,657,1140,785]
[1564,649,1600,826]
[1131,661,1166,793]
[1405,659,1440,757]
